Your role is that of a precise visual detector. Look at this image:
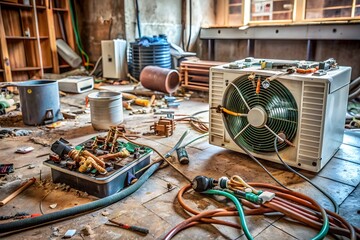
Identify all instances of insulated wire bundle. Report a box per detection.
[174,110,209,133]
[165,182,359,240]
[69,0,90,68]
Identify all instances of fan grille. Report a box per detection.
[223,75,298,153]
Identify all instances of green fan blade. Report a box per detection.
[223,75,298,153]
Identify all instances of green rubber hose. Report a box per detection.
[0,162,161,236]
[205,189,254,240]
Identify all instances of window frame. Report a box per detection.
[218,0,360,27]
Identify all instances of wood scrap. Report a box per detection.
[0,178,36,206]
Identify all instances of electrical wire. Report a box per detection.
[186,0,192,52]
[89,56,103,76]
[236,142,290,190]
[174,110,209,133]
[119,133,192,183]
[173,183,358,240]
[273,137,339,213]
[205,189,253,240]
[69,0,90,68]
[228,175,260,194]
[179,132,208,149]
[135,0,141,38]
[212,107,290,190]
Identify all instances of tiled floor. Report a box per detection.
[0,98,359,239]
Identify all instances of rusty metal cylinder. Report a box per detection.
[140,66,180,94]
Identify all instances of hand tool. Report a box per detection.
[105,219,149,235]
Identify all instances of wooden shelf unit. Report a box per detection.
[0,0,76,82]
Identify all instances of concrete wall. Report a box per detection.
[124,0,216,52]
[76,1,125,62]
[76,0,216,62]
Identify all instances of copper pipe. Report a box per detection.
[140,66,180,94]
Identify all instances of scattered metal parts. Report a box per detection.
[36,153,50,158]
[62,112,77,119]
[150,117,176,137]
[127,73,139,83]
[102,125,126,152]
[28,164,35,169]
[167,182,173,191]
[129,108,152,115]
[0,164,14,175]
[15,146,34,154]
[64,229,77,238]
[49,203,57,209]
[133,148,140,159]
[101,210,110,216]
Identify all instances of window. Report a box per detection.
[228,0,243,25]
[305,0,353,19]
[218,0,360,27]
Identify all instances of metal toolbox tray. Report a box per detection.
[44,137,152,198]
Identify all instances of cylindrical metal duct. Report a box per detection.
[88,91,123,130]
[140,66,180,94]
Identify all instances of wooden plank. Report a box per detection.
[7,41,26,69]
[182,85,209,91]
[46,0,59,73]
[12,66,41,71]
[63,0,75,50]
[180,60,225,91]
[0,6,12,82]
[6,36,37,39]
[20,8,36,37]
[2,9,22,36]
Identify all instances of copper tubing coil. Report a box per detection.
[140,66,180,94]
[171,184,359,240]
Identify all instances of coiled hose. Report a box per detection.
[0,162,161,236]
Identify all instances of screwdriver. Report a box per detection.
[105,219,149,235]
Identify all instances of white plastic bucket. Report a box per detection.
[88,91,123,130]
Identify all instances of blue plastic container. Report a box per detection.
[17,80,63,125]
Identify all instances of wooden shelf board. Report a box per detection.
[43,66,53,69]
[53,8,68,12]
[6,36,36,40]
[0,69,4,72]
[11,67,41,71]
[0,2,33,9]
[5,36,49,40]
[307,6,353,12]
[59,64,71,68]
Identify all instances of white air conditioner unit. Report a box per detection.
[209,58,351,172]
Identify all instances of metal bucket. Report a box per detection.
[88,91,123,130]
[17,80,63,126]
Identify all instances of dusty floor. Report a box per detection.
[0,88,359,240]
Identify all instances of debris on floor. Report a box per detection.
[0,128,32,138]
